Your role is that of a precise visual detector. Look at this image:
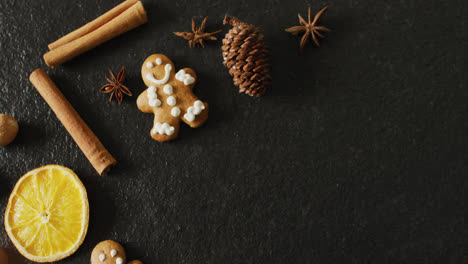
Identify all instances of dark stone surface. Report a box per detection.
[0,0,467,263]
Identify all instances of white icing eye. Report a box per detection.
[156,58,162,65]
[149,99,161,107]
[110,249,117,257]
[146,61,154,68]
[167,96,176,106]
[171,107,181,117]
[184,113,195,122]
[148,86,156,94]
[163,84,173,95]
[194,100,204,110]
[99,253,106,262]
[116,257,123,264]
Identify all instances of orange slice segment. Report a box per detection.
[4,165,89,262]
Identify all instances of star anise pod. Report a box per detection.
[285,6,331,53]
[100,66,132,104]
[174,17,222,48]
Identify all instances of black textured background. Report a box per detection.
[1,0,467,263]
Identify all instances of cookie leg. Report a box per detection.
[150,114,180,142]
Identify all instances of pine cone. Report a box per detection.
[222,15,271,97]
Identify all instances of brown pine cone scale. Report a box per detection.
[222,15,271,97]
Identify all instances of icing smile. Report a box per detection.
[146,64,172,85]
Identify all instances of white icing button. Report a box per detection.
[163,84,173,95]
[116,257,123,264]
[192,107,202,115]
[148,92,157,100]
[152,122,175,135]
[185,76,195,85]
[156,58,162,65]
[194,100,204,110]
[146,61,154,68]
[158,123,166,134]
[152,123,161,134]
[184,113,195,122]
[167,126,175,135]
[171,107,181,117]
[187,106,194,115]
[167,96,176,106]
[149,99,161,107]
[110,249,117,257]
[148,86,156,94]
[99,253,106,262]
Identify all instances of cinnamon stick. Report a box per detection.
[29,68,117,175]
[44,1,147,67]
[48,0,139,50]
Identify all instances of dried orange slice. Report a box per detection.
[4,165,89,262]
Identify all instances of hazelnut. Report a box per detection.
[0,114,19,146]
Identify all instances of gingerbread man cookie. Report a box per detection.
[91,240,142,264]
[137,54,209,142]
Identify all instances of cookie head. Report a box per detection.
[91,240,126,264]
[141,54,176,88]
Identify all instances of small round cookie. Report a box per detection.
[91,240,126,264]
[0,248,8,264]
[128,261,143,264]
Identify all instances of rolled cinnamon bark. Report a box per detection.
[29,68,117,175]
[48,0,139,50]
[44,1,147,67]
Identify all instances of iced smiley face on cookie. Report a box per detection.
[91,240,142,264]
[137,54,209,142]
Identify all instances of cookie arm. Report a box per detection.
[181,100,209,128]
[136,90,153,113]
[175,68,209,128]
